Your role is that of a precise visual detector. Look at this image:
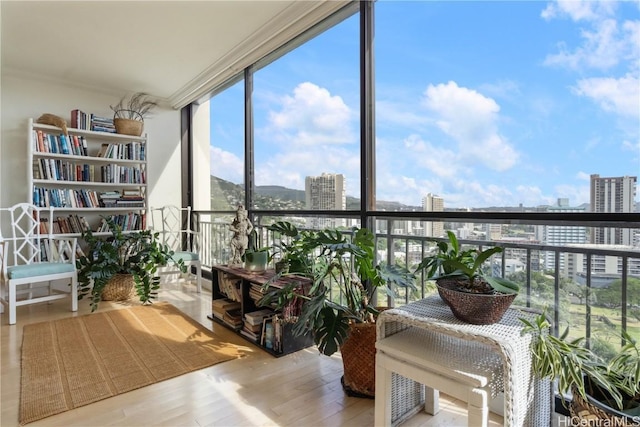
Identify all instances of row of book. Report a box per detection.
[240,308,275,344]
[32,187,146,209]
[95,213,146,232]
[212,298,242,330]
[218,273,242,302]
[99,190,145,208]
[33,187,100,208]
[38,238,82,263]
[33,130,88,156]
[33,158,145,184]
[71,110,116,133]
[97,142,146,161]
[39,215,91,235]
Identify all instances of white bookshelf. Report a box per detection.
[28,118,148,236]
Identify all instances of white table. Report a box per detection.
[375,295,552,426]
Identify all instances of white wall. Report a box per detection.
[1,73,182,214]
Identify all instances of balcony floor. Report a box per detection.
[1,278,566,426]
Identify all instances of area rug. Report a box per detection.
[19,302,243,425]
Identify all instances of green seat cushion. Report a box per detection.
[172,251,199,262]
[8,262,75,279]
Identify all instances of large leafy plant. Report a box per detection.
[76,217,185,311]
[259,223,416,356]
[415,230,519,295]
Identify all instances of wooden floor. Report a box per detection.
[1,279,558,427]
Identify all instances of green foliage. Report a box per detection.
[521,313,640,410]
[415,230,519,295]
[76,217,186,312]
[598,278,640,308]
[259,223,416,356]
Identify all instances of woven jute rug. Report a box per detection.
[19,302,243,425]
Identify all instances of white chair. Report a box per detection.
[0,203,78,325]
[150,205,202,293]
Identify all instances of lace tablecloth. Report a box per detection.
[377,295,552,427]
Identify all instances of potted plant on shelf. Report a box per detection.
[242,228,269,273]
[521,313,640,423]
[110,92,158,136]
[415,230,519,324]
[266,221,316,274]
[259,223,416,397]
[76,217,186,312]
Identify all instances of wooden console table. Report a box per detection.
[376,295,552,426]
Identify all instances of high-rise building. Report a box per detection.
[539,199,587,271]
[422,193,444,238]
[305,173,346,229]
[590,174,637,245]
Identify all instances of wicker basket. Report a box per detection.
[101,274,136,301]
[340,322,377,397]
[436,278,516,325]
[570,384,638,426]
[114,118,143,136]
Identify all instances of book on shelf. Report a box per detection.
[239,327,260,342]
[223,308,243,330]
[211,298,241,320]
[244,308,275,326]
[219,273,242,302]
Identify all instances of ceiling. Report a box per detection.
[1,1,348,108]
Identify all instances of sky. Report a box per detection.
[210,0,640,209]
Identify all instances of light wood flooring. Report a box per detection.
[1,279,560,427]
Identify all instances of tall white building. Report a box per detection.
[305,173,346,229]
[539,199,587,271]
[590,174,637,245]
[422,193,444,238]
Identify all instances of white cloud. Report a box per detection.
[554,183,591,206]
[255,145,360,195]
[544,19,628,70]
[403,134,465,179]
[573,73,640,119]
[421,81,519,171]
[542,1,639,125]
[267,82,355,146]
[541,1,616,23]
[576,171,592,181]
[209,146,243,183]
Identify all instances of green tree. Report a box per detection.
[597,278,640,308]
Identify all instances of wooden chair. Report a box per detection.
[0,203,78,325]
[149,205,202,293]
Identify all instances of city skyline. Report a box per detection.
[209,1,639,209]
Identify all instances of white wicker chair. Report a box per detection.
[149,205,202,293]
[0,203,78,324]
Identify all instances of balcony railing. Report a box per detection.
[193,210,640,356]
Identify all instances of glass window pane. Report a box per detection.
[253,13,360,221]
[209,79,245,210]
[375,1,638,215]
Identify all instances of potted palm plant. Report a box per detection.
[76,216,186,312]
[415,230,519,324]
[521,313,640,423]
[259,222,416,397]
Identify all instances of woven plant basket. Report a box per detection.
[340,322,377,397]
[570,383,639,426]
[436,278,516,325]
[114,118,143,136]
[101,274,136,301]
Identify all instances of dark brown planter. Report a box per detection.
[570,377,640,425]
[436,278,517,325]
